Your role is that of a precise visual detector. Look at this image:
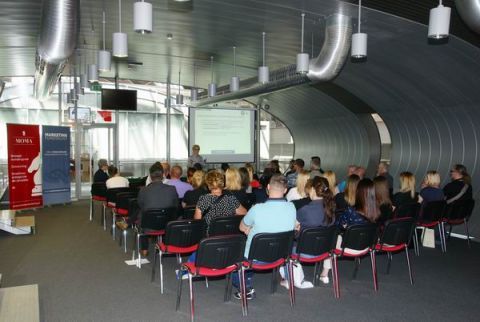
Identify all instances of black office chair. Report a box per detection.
[176,234,246,322]
[208,215,244,236]
[416,200,447,254]
[182,207,196,219]
[152,219,206,293]
[112,191,137,243]
[243,231,295,314]
[394,202,420,219]
[333,223,378,298]
[375,218,415,285]
[90,182,107,223]
[104,187,131,231]
[443,199,475,249]
[292,226,338,291]
[135,207,177,267]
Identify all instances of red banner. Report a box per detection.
[7,124,43,210]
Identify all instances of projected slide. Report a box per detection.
[189,108,255,163]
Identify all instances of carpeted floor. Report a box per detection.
[0,201,479,322]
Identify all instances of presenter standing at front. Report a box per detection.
[188,144,206,168]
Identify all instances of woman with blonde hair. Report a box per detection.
[323,170,339,195]
[419,171,444,204]
[182,170,208,207]
[335,174,360,212]
[225,167,252,209]
[286,170,310,202]
[393,171,418,208]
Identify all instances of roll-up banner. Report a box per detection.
[7,124,43,210]
[42,126,71,205]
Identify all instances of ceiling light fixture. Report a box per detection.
[428,0,451,39]
[351,0,367,59]
[88,63,98,82]
[258,32,269,83]
[113,0,128,57]
[134,0,153,34]
[230,46,240,92]
[296,13,309,74]
[176,66,184,105]
[98,11,112,71]
[208,56,217,97]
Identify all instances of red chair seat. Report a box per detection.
[92,195,106,201]
[145,230,165,236]
[116,208,128,215]
[158,242,198,254]
[107,202,116,208]
[184,262,238,277]
[243,258,285,270]
[444,218,464,225]
[291,252,330,263]
[417,221,439,228]
[334,248,370,257]
[375,243,406,252]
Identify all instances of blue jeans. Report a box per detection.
[232,260,269,290]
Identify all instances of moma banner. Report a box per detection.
[7,124,43,210]
[42,126,71,205]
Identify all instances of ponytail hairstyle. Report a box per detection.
[312,176,336,225]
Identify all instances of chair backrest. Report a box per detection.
[394,202,420,219]
[164,219,206,247]
[445,199,475,221]
[420,200,446,222]
[247,231,295,262]
[195,234,246,270]
[208,215,243,236]
[295,226,338,256]
[341,224,378,251]
[106,187,131,203]
[91,182,107,197]
[115,191,138,210]
[379,217,415,246]
[182,207,196,219]
[141,208,177,230]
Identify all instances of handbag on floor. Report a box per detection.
[422,228,435,248]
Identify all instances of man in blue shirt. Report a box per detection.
[233,174,296,300]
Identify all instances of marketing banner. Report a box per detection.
[7,124,43,210]
[42,126,71,205]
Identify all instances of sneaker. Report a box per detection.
[318,276,330,284]
[233,288,255,300]
[295,280,314,289]
[175,269,189,280]
[280,279,290,290]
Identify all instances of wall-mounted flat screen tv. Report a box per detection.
[101,89,137,111]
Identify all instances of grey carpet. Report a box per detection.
[0,201,479,322]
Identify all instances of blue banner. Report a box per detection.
[42,126,71,205]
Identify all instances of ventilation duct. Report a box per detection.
[191,13,352,107]
[34,0,79,99]
[455,0,480,35]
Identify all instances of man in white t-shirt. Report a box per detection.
[106,165,129,189]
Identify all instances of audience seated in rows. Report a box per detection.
[286,170,309,202]
[225,167,253,210]
[287,159,305,189]
[335,174,360,212]
[337,165,358,193]
[182,170,207,208]
[377,162,394,196]
[373,176,393,225]
[444,164,472,204]
[323,170,339,195]
[94,158,109,183]
[419,171,444,205]
[393,172,418,208]
[309,156,324,178]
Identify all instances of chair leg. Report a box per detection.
[111,211,116,240]
[370,251,378,292]
[270,267,277,294]
[448,224,453,241]
[204,277,209,288]
[136,233,142,268]
[439,223,446,253]
[102,204,106,230]
[176,267,184,311]
[405,245,414,285]
[189,273,195,322]
[333,255,340,298]
[160,251,164,294]
[386,252,392,274]
[123,229,128,253]
[464,219,471,248]
[413,228,420,256]
[352,258,361,280]
[151,247,157,283]
[288,260,295,307]
[313,262,320,287]
[90,198,94,221]
[224,272,231,302]
[241,266,248,316]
